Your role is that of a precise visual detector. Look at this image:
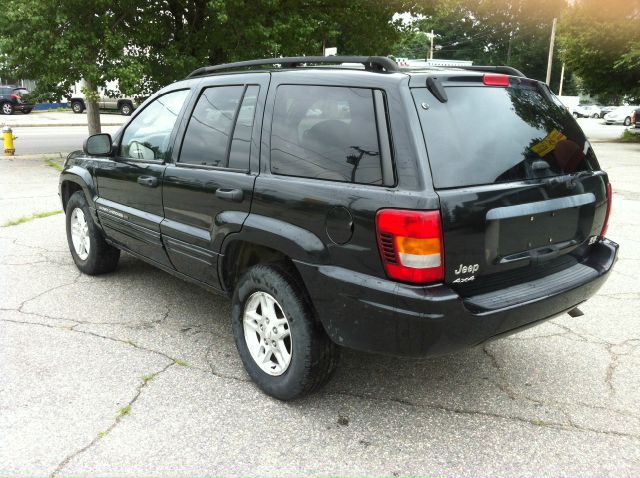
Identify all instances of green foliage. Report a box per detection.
[0,0,412,102]
[619,130,640,143]
[559,0,640,101]
[2,210,62,227]
[44,158,63,172]
[392,0,577,93]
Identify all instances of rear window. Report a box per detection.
[413,84,599,189]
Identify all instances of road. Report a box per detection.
[0,120,639,476]
[11,126,121,155]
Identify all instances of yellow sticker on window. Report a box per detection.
[531,129,567,157]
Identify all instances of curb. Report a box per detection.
[2,152,71,160]
[3,123,124,128]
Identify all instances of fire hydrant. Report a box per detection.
[3,125,16,156]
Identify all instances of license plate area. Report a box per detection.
[485,193,595,264]
[499,208,578,255]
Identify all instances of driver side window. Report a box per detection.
[121,89,189,161]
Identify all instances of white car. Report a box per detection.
[604,106,638,126]
[572,104,601,118]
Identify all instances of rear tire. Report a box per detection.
[1,102,14,115]
[23,109,32,114]
[119,102,133,116]
[65,191,120,275]
[624,117,631,126]
[71,101,84,114]
[231,263,339,400]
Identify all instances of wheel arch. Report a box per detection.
[219,215,329,295]
[60,169,97,212]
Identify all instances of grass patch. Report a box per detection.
[97,431,109,439]
[141,373,156,383]
[117,405,131,418]
[33,108,72,113]
[174,359,189,367]
[529,418,550,427]
[2,209,62,227]
[44,158,63,171]
[619,130,640,143]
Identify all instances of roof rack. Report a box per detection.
[186,56,399,78]
[456,65,527,78]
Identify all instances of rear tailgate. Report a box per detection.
[412,76,609,297]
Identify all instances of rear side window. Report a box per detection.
[413,84,599,189]
[180,86,244,167]
[271,85,392,185]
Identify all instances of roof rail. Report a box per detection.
[457,65,527,78]
[186,56,399,78]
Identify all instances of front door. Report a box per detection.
[161,74,268,288]
[95,89,191,266]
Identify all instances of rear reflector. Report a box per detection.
[483,74,510,87]
[601,182,612,237]
[376,209,444,284]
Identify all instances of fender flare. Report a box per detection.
[219,214,330,282]
[59,168,99,223]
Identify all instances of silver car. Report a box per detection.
[604,105,638,126]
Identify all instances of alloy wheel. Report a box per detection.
[70,207,90,260]
[242,291,292,376]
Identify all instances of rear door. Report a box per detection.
[412,77,609,294]
[160,73,268,288]
[95,88,190,266]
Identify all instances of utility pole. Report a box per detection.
[545,17,557,86]
[429,30,434,60]
[558,62,565,96]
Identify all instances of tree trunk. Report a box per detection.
[83,79,101,135]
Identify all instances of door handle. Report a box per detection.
[215,188,244,202]
[137,175,159,188]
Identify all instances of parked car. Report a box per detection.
[0,85,34,115]
[59,56,617,400]
[599,106,617,118]
[572,104,601,118]
[70,93,138,116]
[604,105,638,125]
[632,107,640,129]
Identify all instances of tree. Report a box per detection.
[0,0,142,134]
[558,0,640,102]
[392,0,574,92]
[0,1,414,134]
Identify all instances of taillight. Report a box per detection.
[11,94,20,101]
[600,182,612,237]
[633,111,637,124]
[376,209,444,284]
[483,74,510,87]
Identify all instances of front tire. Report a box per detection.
[231,264,339,400]
[71,101,84,114]
[65,191,120,275]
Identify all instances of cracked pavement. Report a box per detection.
[1,131,639,476]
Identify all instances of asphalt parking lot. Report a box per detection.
[1,119,639,476]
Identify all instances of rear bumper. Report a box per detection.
[295,239,618,357]
[14,103,34,111]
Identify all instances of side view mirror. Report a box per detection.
[83,133,112,156]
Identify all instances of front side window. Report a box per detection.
[121,89,189,161]
[271,85,385,185]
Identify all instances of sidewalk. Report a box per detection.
[1,111,128,128]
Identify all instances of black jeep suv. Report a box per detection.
[59,56,617,400]
[0,85,34,115]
